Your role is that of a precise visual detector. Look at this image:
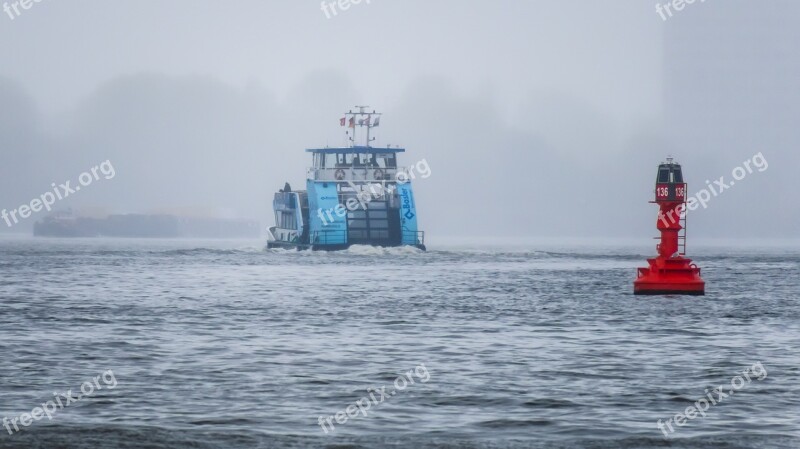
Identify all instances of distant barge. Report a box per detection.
[34,212,260,238]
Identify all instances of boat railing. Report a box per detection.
[311,230,347,245]
[307,167,406,182]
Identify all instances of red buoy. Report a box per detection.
[634,157,705,295]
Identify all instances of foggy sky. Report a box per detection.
[1,0,797,239]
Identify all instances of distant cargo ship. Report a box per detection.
[267,107,425,251]
[34,212,260,238]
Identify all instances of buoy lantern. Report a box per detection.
[634,158,705,295]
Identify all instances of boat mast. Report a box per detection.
[345,106,381,148]
[347,108,355,148]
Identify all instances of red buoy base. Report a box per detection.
[634,257,705,296]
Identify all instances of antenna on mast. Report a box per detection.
[342,106,381,148]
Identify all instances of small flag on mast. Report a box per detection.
[373,116,380,127]
[348,117,355,128]
[340,117,346,126]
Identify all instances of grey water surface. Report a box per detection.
[0,237,798,449]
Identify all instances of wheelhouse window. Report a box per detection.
[376,153,396,168]
[324,154,338,168]
[360,153,375,166]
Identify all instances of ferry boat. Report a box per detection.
[267,107,426,251]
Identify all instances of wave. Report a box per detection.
[344,244,425,256]
[1,425,796,449]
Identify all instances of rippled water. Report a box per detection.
[0,237,798,448]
